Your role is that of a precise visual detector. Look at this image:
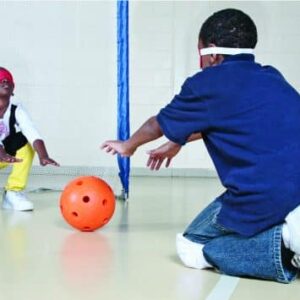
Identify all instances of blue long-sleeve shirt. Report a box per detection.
[157,54,300,236]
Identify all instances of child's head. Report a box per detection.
[0,67,15,99]
[198,9,257,69]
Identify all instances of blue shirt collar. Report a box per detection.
[222,54,255,64]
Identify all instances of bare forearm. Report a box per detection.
[126,116,163,149]
[33,139,59,166]
[33,139,48,159]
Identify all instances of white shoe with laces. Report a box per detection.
[2,190,34,211]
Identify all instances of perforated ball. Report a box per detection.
[60,176,115,231]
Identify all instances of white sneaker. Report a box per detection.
[282,205,300,269]
[176,233,212,269]
[2,190,34,211]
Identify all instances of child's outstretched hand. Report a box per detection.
[147,141,181,170]
[0,147,23,163]
[39,156,60,167]
[101,140,136,157]
[32,140,59,167]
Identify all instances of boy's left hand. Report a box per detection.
[147,141,182,170]
[39,157,60,166]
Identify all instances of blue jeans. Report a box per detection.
[183,199,299,283]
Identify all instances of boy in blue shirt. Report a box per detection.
[102,9,300,282]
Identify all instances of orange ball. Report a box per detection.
[60,176,115,232]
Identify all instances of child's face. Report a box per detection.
[0,78,14,99]
[0,69,14,99]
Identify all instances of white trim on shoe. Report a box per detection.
[292,254,300,268]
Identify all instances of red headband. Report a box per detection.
[0,68,14,84]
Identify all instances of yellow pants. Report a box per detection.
[0,143,34,191]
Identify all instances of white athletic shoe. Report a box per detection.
[176,233,212,269]
[282,205,300,269]
[2,190,34,211]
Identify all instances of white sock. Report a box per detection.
[176,233,212,269]
[282,205,300,254]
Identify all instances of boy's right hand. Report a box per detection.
[101,140,136,157]
[0,146,22,163]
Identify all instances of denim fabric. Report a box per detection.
[183,199,299,283]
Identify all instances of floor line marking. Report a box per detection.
[205,275,240,300]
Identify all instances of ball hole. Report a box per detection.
[72,212,78,217]
[103,218,109,224]
[102,199,107,206]
[76,181,83,186]
[83,226,91,231]
[60,205,63,212]
[82,196,90,203]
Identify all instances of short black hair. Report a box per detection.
[199,9,257,49]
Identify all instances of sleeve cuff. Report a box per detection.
[156,114,187,145]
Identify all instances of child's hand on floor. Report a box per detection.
[39,156,60,167]
[0,146,22,163]
[33,139,59,167]
[147,141,181,170]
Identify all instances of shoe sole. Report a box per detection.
[2,203,34,211]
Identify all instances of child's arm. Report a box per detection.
[101,116,163,157]
[15,105,59,167]
[33,139,59,166]
[187,132,203,142]
[147,132,203,170]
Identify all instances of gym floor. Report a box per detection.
[0,175,299,300]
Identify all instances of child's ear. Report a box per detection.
[209,54,218,65]
[210,54,223,66]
